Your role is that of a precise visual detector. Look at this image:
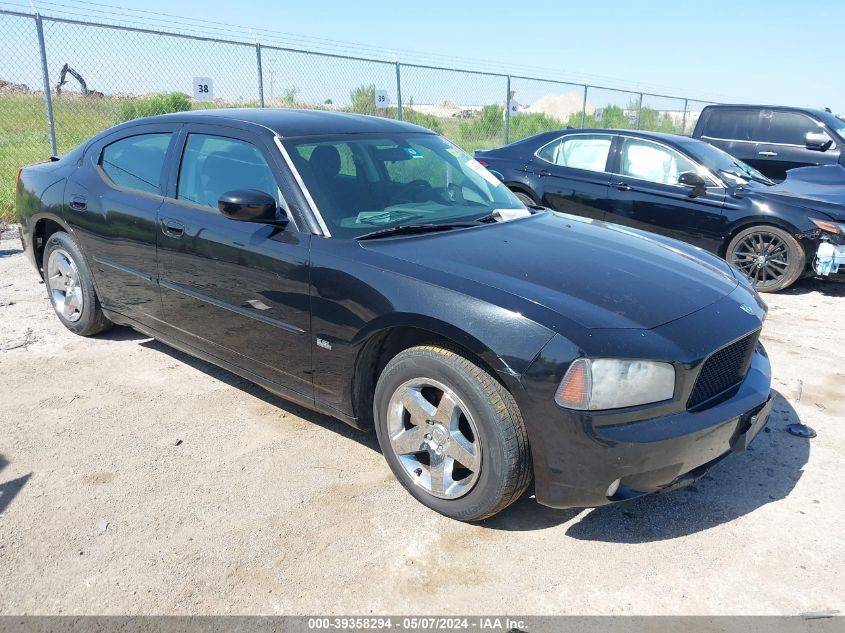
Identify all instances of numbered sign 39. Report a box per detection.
[594,107,604,122]
[193,77,213,102]
[374,89,389,109]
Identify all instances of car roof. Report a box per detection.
[550,129,691,143]
[120,108,436,138]
[702,103,835,120]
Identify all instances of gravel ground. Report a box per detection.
[0,235,843,615]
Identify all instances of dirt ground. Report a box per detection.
[1,234,843,616]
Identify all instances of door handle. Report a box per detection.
[613,181,632,191]
[537,169,552,176]
[162,219,185,238]
[757,151,778,157]
[69,196,87,211]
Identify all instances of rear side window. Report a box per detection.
[702,109,759,141]
[764,112,824,145]
[537,135,612,172]
[100,133,171,194]
[177,134,277,209]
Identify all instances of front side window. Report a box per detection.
[285,134,523,239]
[177,134,277,209]
[620,138,698,186]
[537,135,612,172]
[100,133,172,195]
[764,112,825,146]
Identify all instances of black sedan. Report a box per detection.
[17,109,772,520]
[476,129,845,292]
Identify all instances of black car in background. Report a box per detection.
[693,105,845,181]
[16,109,773,520]
[476,129,845,292]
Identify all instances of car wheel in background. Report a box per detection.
[511,190,536,207]
[727,225,805,292]
[43,231,112,336]
[373,345,532,521]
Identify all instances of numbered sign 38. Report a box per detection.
[508,99,520,117]
[193,77,213,102]
[374,89,389,109]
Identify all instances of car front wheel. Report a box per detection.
[373,345,532,521]
[727,225,805,292]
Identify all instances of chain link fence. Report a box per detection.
[0,8,717,222]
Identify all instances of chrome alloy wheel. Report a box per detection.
[730,231,789,287]
[46,248,84,322]
[386,378,482,500]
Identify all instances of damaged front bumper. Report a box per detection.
[814,240,845,276]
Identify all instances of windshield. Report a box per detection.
[683,140,774,186]
[284,133,524,238]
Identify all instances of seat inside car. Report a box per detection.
[192,149,276,208]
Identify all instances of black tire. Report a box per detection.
[42,231,112,336]
[511,190,536,207]
[726,225,805,293]
[373,345,532,521]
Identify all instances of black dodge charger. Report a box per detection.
[16,109,772,521]
[476,129,845,292]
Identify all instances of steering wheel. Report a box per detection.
[393,179,434,203]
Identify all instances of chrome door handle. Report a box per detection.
[757,151,778,157]
[162,219,185,238]
[614,181,632,191]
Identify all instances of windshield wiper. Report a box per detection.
[355,223,478,241]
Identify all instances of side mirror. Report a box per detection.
[218,189,288,226]
[806,131,832,151]
[678,172,707,197]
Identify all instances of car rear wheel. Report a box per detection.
[43,231,112,336]
[373,345,531,521]
[727,225,805,292]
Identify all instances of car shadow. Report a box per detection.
[0,248,23,257]
[137,338,380,453]
[0,453,32,514]
[781,276,845,297]
[482,391,810,539]
[97,325,150,342]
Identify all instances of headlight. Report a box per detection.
[810,218,845,235]
[555,358,675,410]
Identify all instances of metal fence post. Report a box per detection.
[35,13,57,156]
[395,62,402,121]
[636,92,644,130]
[682,98,689,135]
[256,42,265,108]
[580,84,588,128]
[505,75,511,145]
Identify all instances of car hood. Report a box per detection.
[363,212,739,330]
[750,165,845,221]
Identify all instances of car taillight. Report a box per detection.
[16,166,23,189]
[476,160,489,167]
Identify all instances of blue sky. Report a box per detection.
[118,0,840,110]
[2,0,841,112]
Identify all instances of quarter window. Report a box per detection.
[100,133,171,194]
[177,134,277,209]
[537,135,612,172]
[764,112,825,146]
[620,138,699,186]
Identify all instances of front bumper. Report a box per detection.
[523,344,772,509]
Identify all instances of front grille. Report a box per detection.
[687,330,760,409]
